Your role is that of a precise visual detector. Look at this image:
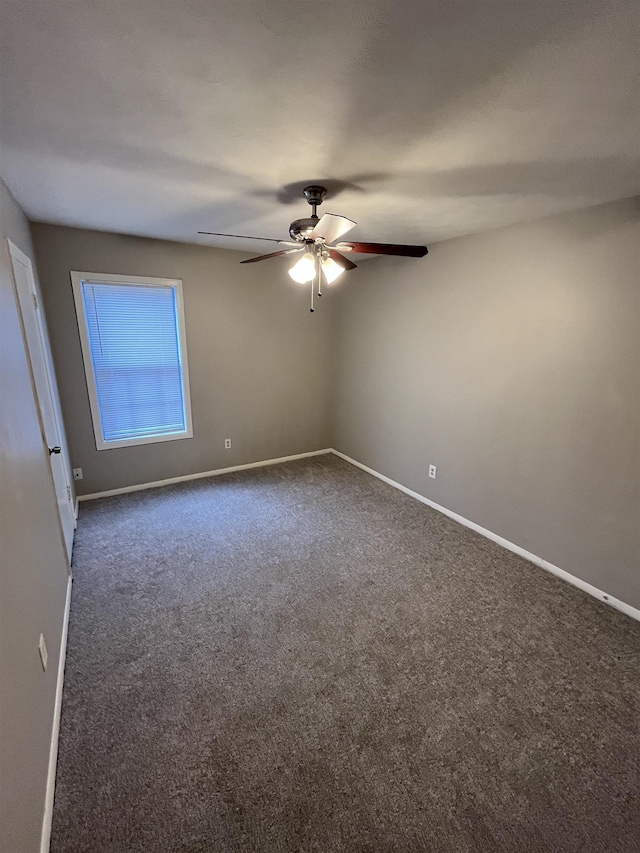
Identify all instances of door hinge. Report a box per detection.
[67,485,72,502]
[32,292,38,310]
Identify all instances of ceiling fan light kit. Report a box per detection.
[320,256,344,284]
[288,251,316,284]
[198,185,428,312]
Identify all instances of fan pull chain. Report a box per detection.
[317,253,322,299]
[310,251,318,312]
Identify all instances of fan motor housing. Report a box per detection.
[289,217,319,241]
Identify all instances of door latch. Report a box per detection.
[48,446,62,455]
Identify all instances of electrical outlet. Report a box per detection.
[73,468,83,480]
[224,438,232,449]
[429,464,437,479]
[38,634,48,671]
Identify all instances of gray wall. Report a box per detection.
[0,181,70,851]
[333,198,640,610]
[31,225,335,496]
[29,201,640,614]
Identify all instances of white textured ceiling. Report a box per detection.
[1,0,639,253]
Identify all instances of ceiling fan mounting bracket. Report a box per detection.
[302,185,327,209]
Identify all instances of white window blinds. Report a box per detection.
[79,279,190,446]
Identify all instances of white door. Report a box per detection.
[7,240,75,564]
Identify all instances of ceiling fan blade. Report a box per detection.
[240,248,303,264]
[310,213,356,244]
[335,241,428,258]
[198,231,298,246]
[327,248,358,271]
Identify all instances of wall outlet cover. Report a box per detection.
[224,439,232,449]
[429,464,437,479]
[73,468,83,480]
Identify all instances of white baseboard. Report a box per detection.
[77,448,332,502]
[40,575,72,853]
[330,449,640,623]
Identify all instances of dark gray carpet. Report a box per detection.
[52,454,640,852]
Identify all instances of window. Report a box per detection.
[71,272,192,450]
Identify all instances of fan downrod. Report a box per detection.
[289,185,328,241]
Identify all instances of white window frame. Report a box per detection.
[71,271,193,451]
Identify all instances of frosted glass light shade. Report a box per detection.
[321,256,345,284]
[288,252,316,284]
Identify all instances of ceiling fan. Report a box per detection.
[198,185,428,312]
